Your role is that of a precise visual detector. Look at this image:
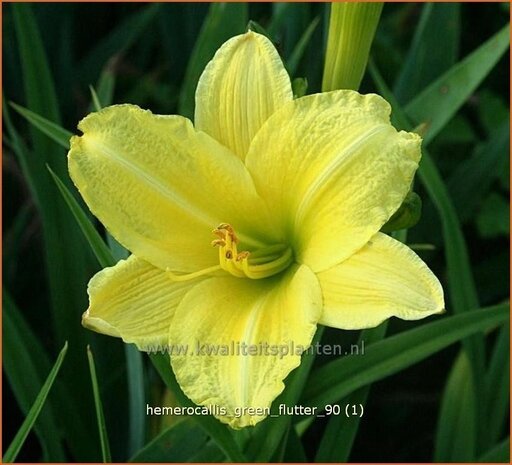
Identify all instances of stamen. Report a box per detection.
[167,222,292,283]
[211,223,293,279]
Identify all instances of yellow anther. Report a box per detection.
[213,230,226,240]
[213,223,239,243]
[236,251,250,262]
[211,223,293,280]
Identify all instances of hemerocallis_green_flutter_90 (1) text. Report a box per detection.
[69,31,445,428]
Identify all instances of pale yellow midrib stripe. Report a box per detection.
[293,124,388,230]
[89,137,222,228]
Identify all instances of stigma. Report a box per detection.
[212,223,292,279]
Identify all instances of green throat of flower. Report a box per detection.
[167,223,293,281]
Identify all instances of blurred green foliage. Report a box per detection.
[3,2,509,462]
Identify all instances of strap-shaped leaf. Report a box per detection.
[10,102,72,150]
[3,342,68,463]
[48,167,115,269]
[405,24,509,143]
[394,3,460,104]
[3,292,66,461]
[12,5,103,459]
[130,420,221,462]
[315,323,388,461]
[483,324,510,448]
[302,304,508,410]
[87,347,112,463]
[434,351,476,461]
[477,437,510,463]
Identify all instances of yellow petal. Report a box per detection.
[169,265,322,428]
[318,232,445,329]
[195,31,293,160]
[69,104,273,273]
[83,255,206,350]
[246,90,422,272]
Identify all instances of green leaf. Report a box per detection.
[125,345,145,457]
[315,323,388,462]
[245,328,325,462]
[149,354,247,462]
[476,192,510,238]
[107,233,130,261]
[12,3,61,129]
[47,167,116,269]
[405,24,510,144]
[372,58,494,455]
[370,59,481,312]
[96,68,116,107]
[434,351,476,461]
[419,153,481,313]
[3,342,68,463]
[484,324,509,447]
[286,16,320,76]
[10,102,72,150]
[281,425,308,462]
[434,114,477,145]
[447,121,509,223]
[90,86,103,113]
[478,89,509,137]
[96,67,116,108]
[188,441,226,462]
[76,4,160,86]
[302,303,508,411]
[3,291,66,462]
[12,5,101,459]
[2,98,41,208]
[381,191,422,233]
[11,2,67,201]
[178,3,248,119]
[269,2,310,59]
[89,64,117,113]
[130,419,211,462]
[104,229,139,460]
[87,346,112,463]
[3,203,32,278]
[394,3,460,104]
[477,437,510,463]
[267,3,298,39]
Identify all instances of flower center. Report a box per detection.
[166,223,292,282]
[212,223,292,279]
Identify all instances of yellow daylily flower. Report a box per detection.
[70,31,444,429]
